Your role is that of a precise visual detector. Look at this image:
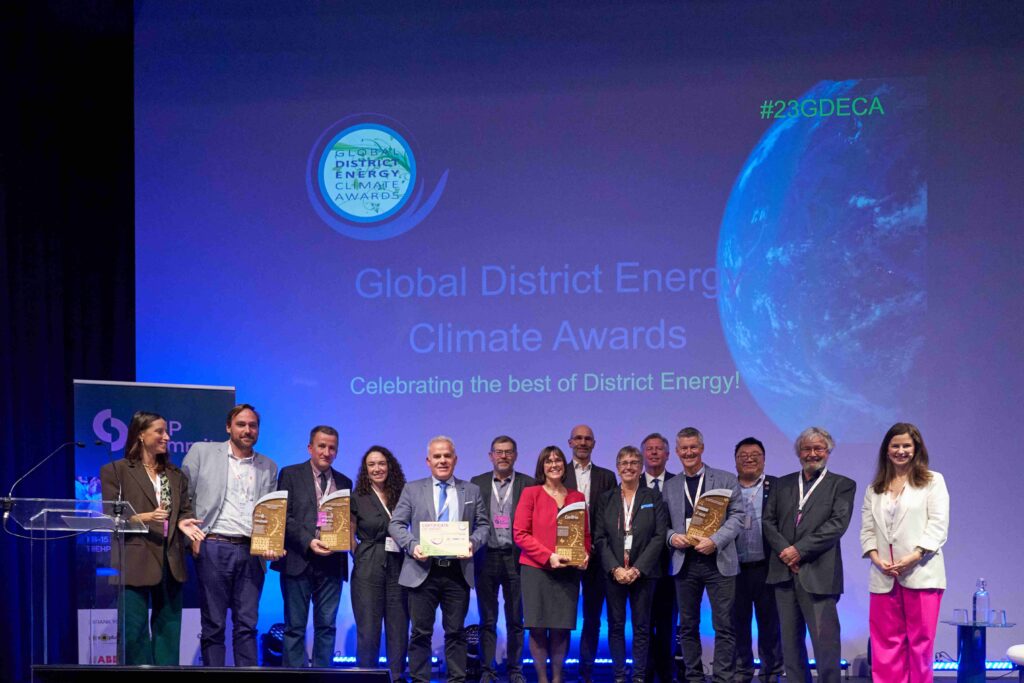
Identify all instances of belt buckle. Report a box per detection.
[436,558,452,568]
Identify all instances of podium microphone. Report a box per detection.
[3,441,86,520]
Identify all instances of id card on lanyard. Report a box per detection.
[493,476,514,529]
[621,492,637,565]
[796,469,827,526]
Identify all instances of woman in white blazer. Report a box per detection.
[860,423,949,683]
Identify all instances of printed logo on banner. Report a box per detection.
[307,114,448,241]
[92,409,128,451]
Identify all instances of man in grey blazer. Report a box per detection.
[663,427,743,683]
[762,427,855,683]
[389,436,490,683]
[181,404,279,667]
[471,435,536,683]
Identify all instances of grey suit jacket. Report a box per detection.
[763,469,856,594]
[181,440,278,533]
[388,476,490,589]
[663,464,743,577]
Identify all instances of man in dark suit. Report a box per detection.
[389,436,491,683]
[471,435,537,683]
[731,437,783,683]
[272,425,353,668]
[762,427,856,683]
[563,423,618,683]
[639,432,677,683]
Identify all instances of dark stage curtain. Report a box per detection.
[2,2,134,680]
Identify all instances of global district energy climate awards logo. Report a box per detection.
[307,114,448,240]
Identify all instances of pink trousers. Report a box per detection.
[870,582,944,683]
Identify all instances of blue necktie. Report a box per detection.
[652,478,661,493]
[437,481,450,521]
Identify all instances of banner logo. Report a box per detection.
[92,409,128,451]
[307,114,448,241]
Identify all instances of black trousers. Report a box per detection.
[773,581,841,683]
[733,561,783,683]
[475,548,525,677]
[409,562,471,683]
[606,576,656,683]
[352,550,409,679]
[675,554,736,683]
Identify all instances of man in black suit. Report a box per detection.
[638,432,677,683]
[272,425,354,668]
[731,437,783,683]
[471,435,537,683]
[762,427,856,683]
[563,424,618,683]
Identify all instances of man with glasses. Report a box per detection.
[638,433,676,683]
[731,437,783,683]
[663,427,744,683]
[471,436,537,683]
[762,427,856,683]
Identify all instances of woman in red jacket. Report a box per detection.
[514,446,591,683]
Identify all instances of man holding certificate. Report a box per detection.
[389,436,491,683]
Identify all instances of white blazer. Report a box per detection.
[860,471,949,593]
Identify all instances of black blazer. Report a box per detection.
[594,485,668,578]
[271,462,353,580]
[563,460,618,516]
[762,469,856,594]
[470,469,537,562]
[350,487,399,574]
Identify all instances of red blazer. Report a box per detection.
[514,485,591,569]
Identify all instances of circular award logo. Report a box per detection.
[308,114,448,240]
[318,123,415,223]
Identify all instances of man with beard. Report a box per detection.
[762,427,856,683]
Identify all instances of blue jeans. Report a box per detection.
[280,564,343,667]
[194,538,265,666]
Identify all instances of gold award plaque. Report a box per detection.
[686,488,732,543]
[319,489,351,552]
[555,501,587,567]
[251,491,288,555]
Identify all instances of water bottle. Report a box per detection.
[973,578,990,623]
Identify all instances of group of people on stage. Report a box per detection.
[100,405,949,683]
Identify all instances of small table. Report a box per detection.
[941,620,1017,683]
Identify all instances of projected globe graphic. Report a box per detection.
[717,79,927,442]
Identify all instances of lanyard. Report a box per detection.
[312,469,333,508]
[621,490,637,533]
[797,468,828,524]
[492,475,514,511]
[683,470,705,513]
[372,486,392,520]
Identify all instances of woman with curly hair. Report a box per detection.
[351,445,410,681]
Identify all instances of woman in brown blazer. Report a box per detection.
[100,411,205,665]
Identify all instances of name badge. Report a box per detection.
[316,511,328,527]
[384,537,400,553]
[624,534,633,551]
[493,514,511,529]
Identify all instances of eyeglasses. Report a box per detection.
[799,446,828,455]
[491,449,516,456]
[544,458,564,465]
[617,460,642,468]
[735,452,764,461]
